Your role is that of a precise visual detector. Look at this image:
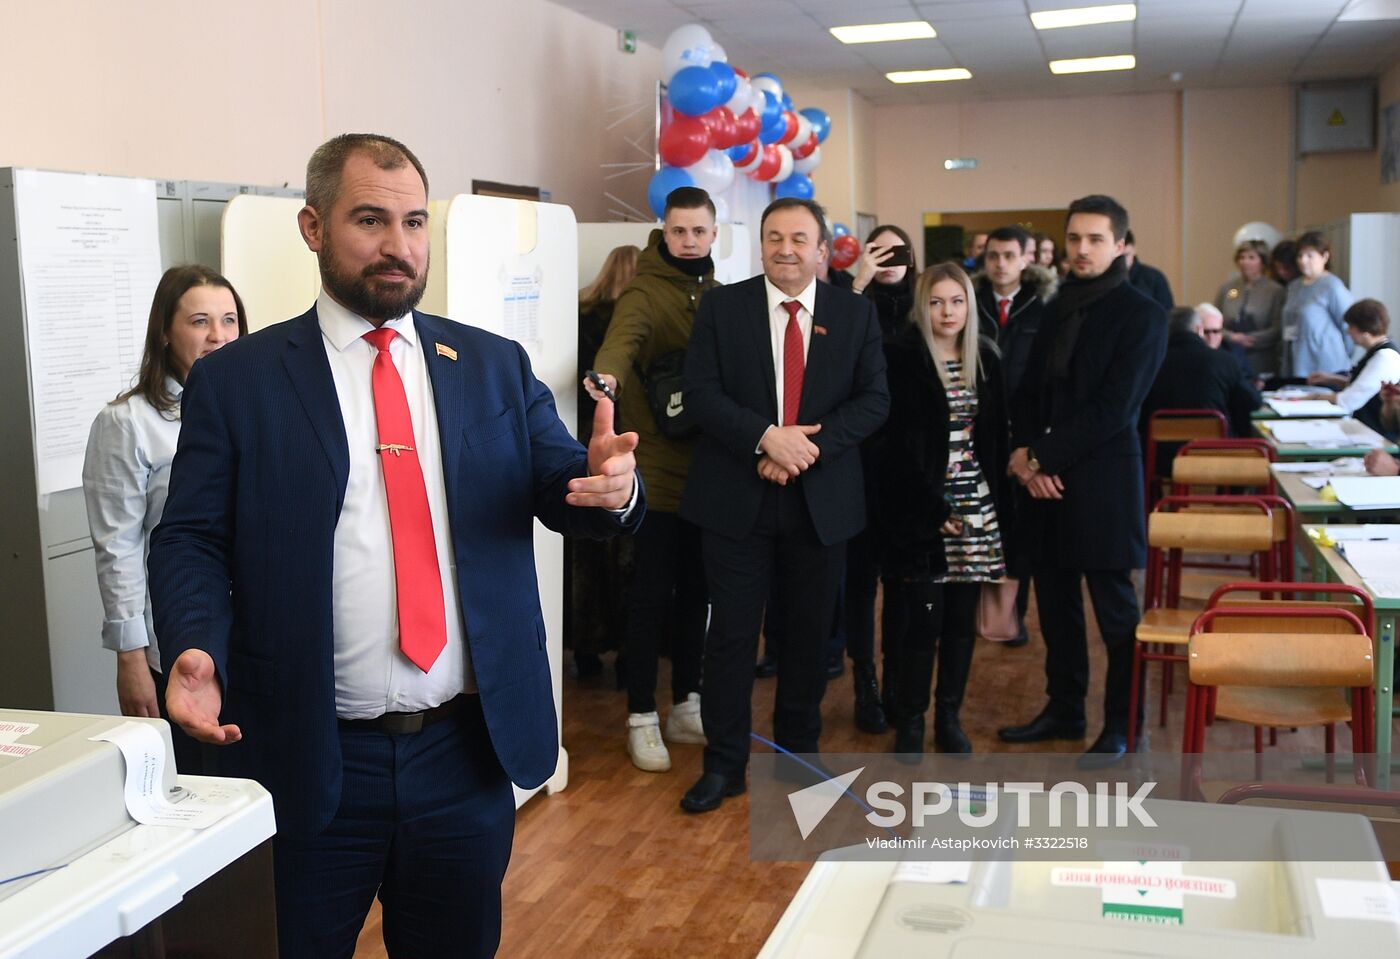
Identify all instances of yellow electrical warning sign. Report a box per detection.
[1328,109,1346,126]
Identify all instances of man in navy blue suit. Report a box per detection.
[149,134,643,958]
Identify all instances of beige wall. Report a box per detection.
[0,0,660,221]
[872,92,1184,287]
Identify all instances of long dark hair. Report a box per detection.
[116,265,248,414]
[863,223,917,298]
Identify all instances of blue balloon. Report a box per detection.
[647,166,697,219]
[782,93,794,111]
[832,222,851,238]
[800,107,832,144]
[668,65,722,117]
[758,89,782,125]
[758,91,786,144]
[726,141,755,163]
[774,173,814,200]
[753,72,784,94]
[709,61,738,106]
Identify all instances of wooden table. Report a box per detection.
[1255,417,1397,460]
[1303,524,1399,785]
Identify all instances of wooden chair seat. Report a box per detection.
[1172,455,1272,488]
[1135,608,1197,645]
[1212,686,1354,728]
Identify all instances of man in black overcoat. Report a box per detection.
[1000,195,1168,765]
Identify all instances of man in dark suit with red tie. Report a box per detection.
[149,134,642,957]
[678,197,889,812]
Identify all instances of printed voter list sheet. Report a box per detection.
[14,170,161,495]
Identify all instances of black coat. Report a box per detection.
[680,275,890,546]
[877,329,1015,580]
[1012,279,1168,570]
[1140,331,1256,473]
[1128,260,1175,311]
[975,267,1054,400]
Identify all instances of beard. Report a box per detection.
[318,234,429,322]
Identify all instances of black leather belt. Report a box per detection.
[339,694,472,734]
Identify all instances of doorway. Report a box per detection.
[923,208,1067,266]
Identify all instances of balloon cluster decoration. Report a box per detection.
[649,23,833,218]
[829,222,860,270]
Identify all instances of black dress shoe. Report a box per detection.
[997,708,1086,744]
[754,654,778,679]
[572,652,603,680]
[934,718,973,754]
[852,661,889,734]
[1076,730,1128,769]
[680,772,746,813]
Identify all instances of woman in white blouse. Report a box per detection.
[1308,299,1400,437]
[82,265,247,746]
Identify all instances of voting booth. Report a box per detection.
[0,709,276,958]
[220,193,578,806]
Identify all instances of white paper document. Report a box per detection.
[1265,398,1346,418]
[1329,477,1400,510]
[1315,878,1400,923]
[1266,420,1354,445]
[1271,457,1367,475]
[1319,524,1400,542]
[89,721,237,828]
[1337,540,1400,583]
[14,170,162,495]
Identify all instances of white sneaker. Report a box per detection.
[626,712,671,772]
[665,692,707,745]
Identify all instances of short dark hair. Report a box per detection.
[1168,305,1201,336]
[1066,195,1129,242]
[1345,298,1389,336]
[1296,230,1331,258]
[664,186,716,219]
[1271,239,1297,266]
[987,225,1031,249]
[760,197,830,249]
[1124,229,1137,246]
[305,133,428,213]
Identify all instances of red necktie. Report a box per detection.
[781,300,805,426]
[998,297,1011,327]
[363,328,447,673]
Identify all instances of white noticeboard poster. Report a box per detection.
[14,170,162,495]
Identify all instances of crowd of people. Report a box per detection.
[75,130,1393,954]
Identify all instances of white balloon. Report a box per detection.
[793,145,822,176]
[724,75,751,115]
[750,73,784,102]
[773,144,794,183]
[709,42,728,64]
[713,195,730,223]
[735,143,763,174]
[794,114,812,147]
[663,24,715,78]
[708,150,735,194]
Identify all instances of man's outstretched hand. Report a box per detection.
[568,397,639,509]
[166,649,241,745]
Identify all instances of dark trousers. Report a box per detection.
[273,697,515,959]
[842,525,881,664]
[700,484,845,777]
[1032,567,1140,731]
[624,510,707,714]
[881,580,979,720]
[151,666,207,775]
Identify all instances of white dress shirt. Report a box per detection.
[317,292,474,718]
[763,276,817,423]
[82,380,183,671]
[1336,342,1400,414]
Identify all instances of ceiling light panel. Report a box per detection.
[886,67,974,83]
[831,21,938,43]
[1048,54,1137,73]
[1031,4,1137,30]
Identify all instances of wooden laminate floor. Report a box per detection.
[351,585,1392,958]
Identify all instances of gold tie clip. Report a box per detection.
[376,443,414,457]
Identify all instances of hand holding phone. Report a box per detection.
[585,369,617,404]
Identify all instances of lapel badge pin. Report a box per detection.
[814,325,828,336]
[435,342,458,361]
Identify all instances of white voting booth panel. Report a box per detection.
[577,220,752,289]
[220,193,574,807]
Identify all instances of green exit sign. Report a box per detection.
[618,29,637,53]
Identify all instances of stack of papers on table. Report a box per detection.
[1273,458,1367,488]
[1265,398,1346,418]
[1328,476,1400,510]
[1266,419,1366,448]
[1336,539,1400,597]
[1318,524,1400,542]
